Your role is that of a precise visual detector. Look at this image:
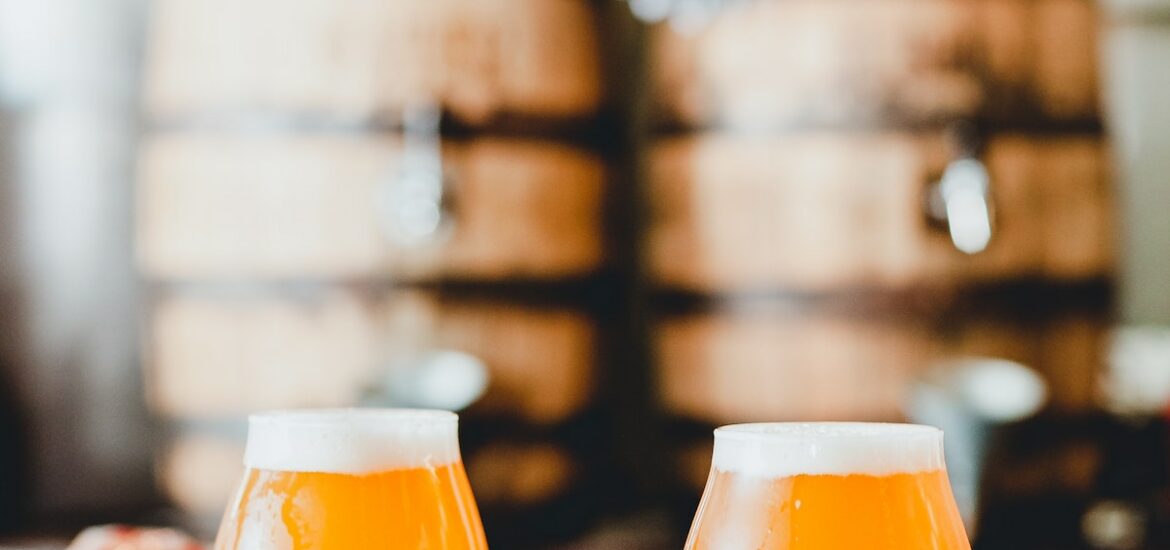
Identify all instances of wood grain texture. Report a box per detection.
[144,0,602,124]
[657,312,931,423]
[145,290,596,424]
[137,133,605,281]
[655,309,1105,425]
[650,0,1100,129]
[647,133,1112,292]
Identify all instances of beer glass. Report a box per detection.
[685,423,971,549]
[214,409,487,550]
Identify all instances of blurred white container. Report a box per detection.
[1102,325,1170,415]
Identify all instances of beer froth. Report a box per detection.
[243,409,460,474]
[711,422,944,478]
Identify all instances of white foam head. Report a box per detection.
[712,422,944,478]
[243,409,460,474]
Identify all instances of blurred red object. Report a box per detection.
[66,526,204,550]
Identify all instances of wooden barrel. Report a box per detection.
[655,307,1105,425]
[650,0,1100,129]
[145,288,596,425]
[137,133,606,281]
[656,309,931,423]
[139,1,613,539]
[144,0,603,125]
[647,133,1112,293]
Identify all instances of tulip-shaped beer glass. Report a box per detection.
[215,409,487,550]
[685,423,971,549]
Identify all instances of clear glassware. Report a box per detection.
[685,422,971,549]
[214,409,487,550]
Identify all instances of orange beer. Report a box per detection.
[686,423,971,550]
[214,409,487,550]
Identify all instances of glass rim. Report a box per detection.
[248,408,458,428]
[714,422,942,441]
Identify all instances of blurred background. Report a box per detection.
[0,0,1169,548]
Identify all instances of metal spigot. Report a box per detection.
[375,101,454,247]
[927,125,995,255]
